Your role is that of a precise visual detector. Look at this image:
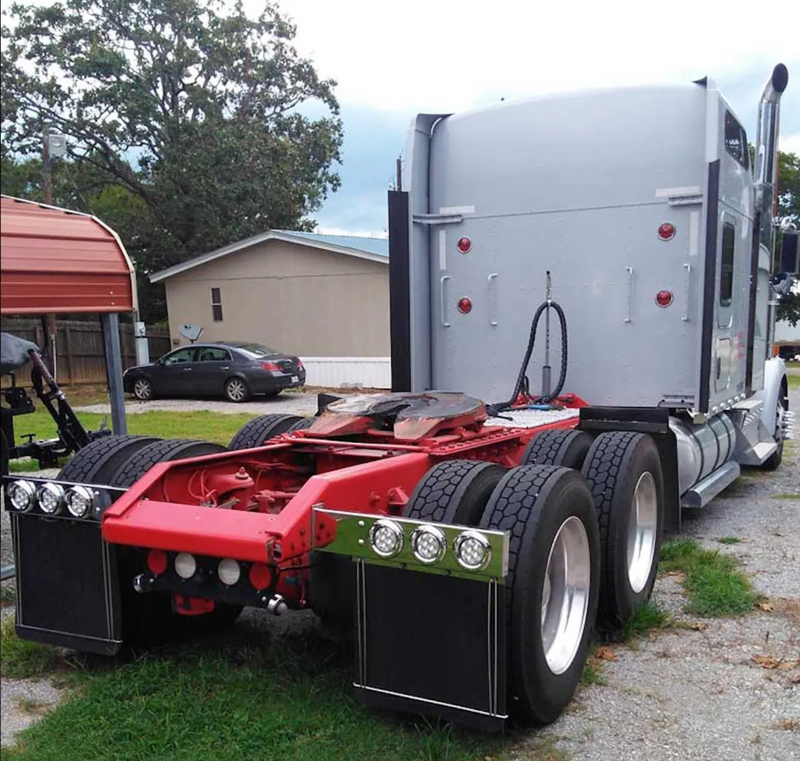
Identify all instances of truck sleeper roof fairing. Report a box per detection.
[396,77,778,415]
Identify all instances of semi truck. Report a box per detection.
[2,64,793,732]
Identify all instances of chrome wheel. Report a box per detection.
[627,471,658,594]
[225,379,247,402]
[541,515,592,675]
[133,378,152,401]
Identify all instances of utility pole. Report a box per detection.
[42,123,53,205]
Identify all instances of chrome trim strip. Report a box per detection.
[353,684,508,720]
[15,623,123,645]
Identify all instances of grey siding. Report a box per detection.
[164,240,389,356]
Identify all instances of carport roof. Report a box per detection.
[1,195,136,315]
[149,229,389,283]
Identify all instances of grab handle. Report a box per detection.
[440,276,451,328]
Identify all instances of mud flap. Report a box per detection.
[354,562,506,731]
[7,480,124,655]
[313,508,509,732]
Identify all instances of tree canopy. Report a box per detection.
[1,0,343,321]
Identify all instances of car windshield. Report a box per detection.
[235,343,280,358]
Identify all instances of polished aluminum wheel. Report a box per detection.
[627,471,658,594]
[541,515,592,675]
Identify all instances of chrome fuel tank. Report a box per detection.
[669,414,737,495]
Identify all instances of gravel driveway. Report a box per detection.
[2,387,799,756]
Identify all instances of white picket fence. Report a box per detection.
[300,357,391,389]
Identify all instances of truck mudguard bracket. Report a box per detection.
[314,508,508,731]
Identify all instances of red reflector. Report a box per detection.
[261,361,280,371]
[147,549,168,575]
[249,563,272,591]
[457,297,473,314]
[656,290,674,307]
[658,222,676,241]
[457,237,471,254]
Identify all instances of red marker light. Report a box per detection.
[147,549,168,575]
[457,237,471,254]
[658,222,676,241]
[655,290,674,307]
[457,297,473,314]
[249,563,272,591]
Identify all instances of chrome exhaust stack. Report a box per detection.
[754,64,789,259]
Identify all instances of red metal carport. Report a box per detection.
[1,195,137,433]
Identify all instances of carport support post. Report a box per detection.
[100,313,128,435]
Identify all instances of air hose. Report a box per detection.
[486,299,568,417]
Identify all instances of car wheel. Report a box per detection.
[224,377,250,403]
[132,376,154,401]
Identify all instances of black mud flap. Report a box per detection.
[353,562,506,731]
[11,512,122,655]
[313,507,509,731]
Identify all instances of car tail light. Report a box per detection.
[296,358,304,369]
[261,361,280,371]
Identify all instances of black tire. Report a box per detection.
[108,438,226,488]
[404,460,506,525]
[107,437,238,645]
[224,376,250,403]
[228,414,303,450]
[521,429,594,469]
[479,465,600,725]
[581,431,665,625]
[57,435,161,484]
[286,417,314,433]
[131,376,154,401]
[761,382,788,471]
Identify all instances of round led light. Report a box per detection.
[174,553,197,580]
[655,290,674,308]
[411,525,446,564]
[657,222,676,241]
[457,236,471,254]
[217,558,241,586]
[369,519,404,558]
[37,483,65,515]
[454,530,492,571]
[457,297,473,314]
[7,480,36,512]
[65,486,94,518]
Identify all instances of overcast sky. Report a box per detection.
[262,0,800,237]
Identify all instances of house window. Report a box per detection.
[720,222,735,307]
[211,287,223,322]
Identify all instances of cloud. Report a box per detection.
[268,0,798,233]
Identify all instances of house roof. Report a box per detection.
[0,195,136,315]
[150,229,389,284]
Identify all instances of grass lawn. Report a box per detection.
[8,408,258,472]
[788,372,800,390]
[0,617,505,761]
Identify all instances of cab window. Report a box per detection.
[720,222,735,307]
[724,111,749,169]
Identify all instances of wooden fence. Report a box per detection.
[1,317,171,386]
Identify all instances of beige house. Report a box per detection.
[150,230,391,387]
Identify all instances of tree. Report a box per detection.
[776,151,800,326]
[2,0,342,321]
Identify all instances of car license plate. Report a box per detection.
[291,375,299,383]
